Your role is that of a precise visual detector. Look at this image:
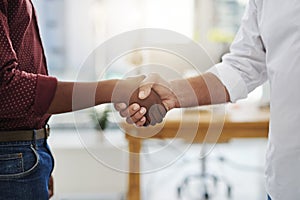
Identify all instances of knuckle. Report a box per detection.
[126,117,133,124]
[115,103,126,111]
[114,103,121,111]
[132,113,142,121]
[120,110,128,118]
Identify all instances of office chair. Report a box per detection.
[177,144,232,200]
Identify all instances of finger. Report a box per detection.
[135,117,146,127]
[154,105,165,123]
[143,119,150,127]
[148,105,162,125]
[119,103,140,118]
[148,110,156,126]
[139,74,158,99]
[130,107,147,123]
[140,73,173,101]
[139,84,153,100]
[148,104,167,125]
[126,117,134,124]
[114,103,127,111]
[120,109,129,118]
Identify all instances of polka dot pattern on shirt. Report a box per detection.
[0,0,57,130]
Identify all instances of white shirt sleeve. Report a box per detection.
[208,0,267,102]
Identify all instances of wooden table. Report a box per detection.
[122,108,269,200]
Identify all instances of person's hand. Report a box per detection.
[113,75,167,126]
[114,103,148,127]
[48,175,54,199]
[129,88,167,126]
[111,76,146,104]
[138,73,179,111]
[115,73,179,126]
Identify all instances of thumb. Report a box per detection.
[138,75,156,99]
[139,83,153,99]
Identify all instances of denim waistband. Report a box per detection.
[0,138,46,147]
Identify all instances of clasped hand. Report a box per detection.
[113,73,178,127]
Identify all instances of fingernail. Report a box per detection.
[139,91,145,99]
[120,103,126,109]
[133,104,139,111]
[141,117,146,122]
[140,107,146,114]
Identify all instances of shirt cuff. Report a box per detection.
[34,74,57,116]
[207,63,248,102]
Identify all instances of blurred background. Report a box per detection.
[32,0,270,199]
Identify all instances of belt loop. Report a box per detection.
[44,124,50,139]
[32,130,37,149]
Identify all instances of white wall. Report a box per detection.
[48,129,127,198]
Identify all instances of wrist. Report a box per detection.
[96,79,118,104]
[170,78,198,108]
[171,79,196,108]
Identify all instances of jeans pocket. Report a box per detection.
[0,145,40,180]
[0,153,23,175]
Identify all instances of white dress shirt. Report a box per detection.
[209,0,300,199]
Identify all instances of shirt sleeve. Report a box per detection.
[0,8,57,118]
[208,0,267,102]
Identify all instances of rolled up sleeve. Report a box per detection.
[34,74,57,116]
[0,65,57,119]
[208,0,267,102]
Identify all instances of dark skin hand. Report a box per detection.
[128,89,167,126]
[113,77,167,126]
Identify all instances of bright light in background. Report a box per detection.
[90,0,194,40]
[88,0,195,79]
[237,0,249,5]
[37,0,248,77]
[104,0,143,35]
[143,0,194,38]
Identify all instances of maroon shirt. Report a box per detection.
[0,0,57,130]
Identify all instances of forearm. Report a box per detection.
[171,72,230,108]
[47,79,117,114]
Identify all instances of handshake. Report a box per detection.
[47,72,227,124]
[112,72,229,126]
[47,72,228,126]
[112,73,180,127]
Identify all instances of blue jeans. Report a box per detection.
[0,138,54,200]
